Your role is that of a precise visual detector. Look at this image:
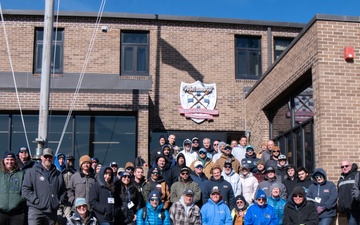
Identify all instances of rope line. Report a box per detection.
[0,3,32,155]
[55,0,107,155]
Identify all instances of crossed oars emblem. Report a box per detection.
[186,90,210,109]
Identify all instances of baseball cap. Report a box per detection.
[110,162,118,167]
[192,137,199,142]
[194,161,203,168]
[199,148,207,153]
[265,166,275,173]
[75,198,87,208]
[180,167,190,173]
[211,186,221,194]
[66,155,75,160]
[278,154,287,160]
[3,151,16,159]
[183,189,194,196]
[246,145,254,152]
[43,148,53,157]
[224,145,232,150]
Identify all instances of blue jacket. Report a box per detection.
[201,198,232,225]
[202,176,236,210]
[267,196,286,225]
[307,168,338,218]
[136,202,170,225]
[244,201,278,225]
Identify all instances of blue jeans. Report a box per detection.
[318,217,334,225]
[347,211,360,225]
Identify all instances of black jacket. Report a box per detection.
[295,176,313,193]
[283,177,298,197]
[89,166,115,223]
[114,180,141,224]
[22,163,66,213]
[202,176,235,210]
[283,198,318,225]
[338,163,360,212]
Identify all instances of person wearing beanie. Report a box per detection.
[150,154,172,188]
[161,144,176,169]
[16,146,34,170]
[145,167,171,209]
[136,190,170,225]
[231,195,249,225]
[67,198,98,225]
[170,153,189,184]
[0,151,27,225]
[252,159,266,183]
[68,154,96,209]
[212,141,226,163]
[169,189,201,225]
[267,183,286,225]
[244,189,278,225]
[307,168,338,225]
[114,170,141,224]
[283,186,318,225]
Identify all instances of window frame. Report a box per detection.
[235,35,262,80]
[33,27,64,74]
[273,37,293,60]
[120,31,149,76]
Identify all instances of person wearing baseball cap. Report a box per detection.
[136,190,171,224]
[200,186,232,224]
[22,148,66,224]
[67,154,96,209]
[169,188,201,225]
[68,198,98,224]
[257,166,287,200]
[190,148,215,179]
[214,144,241,173]
[170,167,201,204]
[17,146,34,170]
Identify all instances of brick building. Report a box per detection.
[0,10,359,193]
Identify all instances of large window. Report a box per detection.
[2,113,136,167]
[274,37,293,59]
[235,36,262,79]
[121,31,149,75]
[34,28,64,74]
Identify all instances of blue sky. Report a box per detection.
[0,0,359,23]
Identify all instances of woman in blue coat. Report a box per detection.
[307,168,338,225]
[136,190,170,225]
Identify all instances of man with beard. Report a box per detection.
[191,137,200,153]
[215,145,241,173]
[170,167,201,204]
[146,167,170,209]
[67,155,96,210]
[169,189,201,225]
[22,148,66,225]
[16,146,34,170]
[231,195,249,225]
[150,135,166,168]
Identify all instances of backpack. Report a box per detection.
[142,206,166,221]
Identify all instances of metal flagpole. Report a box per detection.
[34,0,55,160]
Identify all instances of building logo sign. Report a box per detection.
[178,81,219,123]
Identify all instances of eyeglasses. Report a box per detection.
[256,198,265,202]
[236,200,244,204]
[272,150,280,153]
[126,167,134,171]
[195,166,203,169]
[199,152,206,154]
[77,205,87,209]
[293,194,303,198]
[19,151,28,153]
[181,172,189,175]
[122,175,131,179]
[314,175,323,179]
[193,142,199,144]
[151,172,159,175]
[150,198,159,202]
[224,165,232,169]
[341,165,350,169]
[213,143,219,146]
[44,155,53,159]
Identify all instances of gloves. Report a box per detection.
[317,206,324,214]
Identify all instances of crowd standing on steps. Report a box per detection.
[1,135,360,225]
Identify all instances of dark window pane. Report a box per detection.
[124,47,134,72]
[0,115,9,151]
[249,38,260,48]
[75,116,91,161]
[36,30,44,40]
[249,51,261,76]
[236,51,247,75]
[11,115,38,153]
[236,37,249,48]
[235,36,261,79]
[123,33,147,44]
[36,45,43,70]
[137,47,147,71]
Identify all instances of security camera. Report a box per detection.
[101,26,108,32]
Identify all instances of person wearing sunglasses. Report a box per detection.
[170,167,201,204]
[191,137,200,152]
[307,168,337,225]
[244,189,278,225]
[214,144,241,173]
[136,190,170,225]
[231,195,249,225]
[114,171,141,225]
[283,186,318,225]
[264,146,281,170]
[190,148,214,179]
[241,145,259,173]
[339,160,360,225]
[146,167,171,209]
[16,146,34,170]
[68,198,98,225]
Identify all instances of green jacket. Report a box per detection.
[170,178,201,204]
[0,169,26,212]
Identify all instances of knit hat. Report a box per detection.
[270,183,281,193]
[75,198,87,208]
[256,159,265,165]
[148,190,161,201]
[255,189,267,200]
[292,186,306,197]
[3,151,16,159]
[235,195,249,210]
[79,155,91,167]
[125,162,134,169]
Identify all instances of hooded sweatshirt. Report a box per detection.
[222,169,242,196]
[54,153,66,173]
[180,139,197,167]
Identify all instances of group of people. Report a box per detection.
[0,135,360,225]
